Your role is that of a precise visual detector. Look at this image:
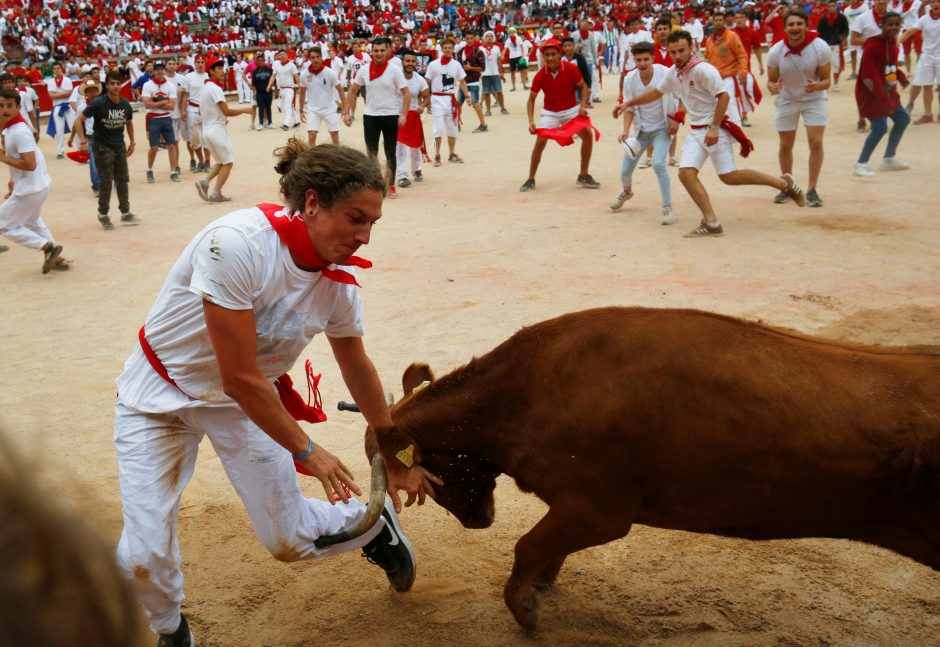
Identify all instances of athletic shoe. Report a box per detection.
[398,178,411,188]
[361,498,416,593]
[195,180,210,202]
[56,153,64,159]
[610,188,633,210]
[848,73,857,80]
[208,192,232,202]
[806,188,823,207]
[98,214,114,230]
[388,185,398,198]
[913,114,934,125]
[519,178,535,192]
[472,124,488,133]
[856,119,867,132]
[146,170,155,184]
[880,157,910,171]
[683,220,724,237]
[853,162,877,177]
[669,156,679,167]
[500,108,509,115]
[170,171,181,183]
[773,191,790,204]
[200,163,211,173]
[640,157,653,169]
[593,98,602,103]
[413,171,423,182]
[293,123,300,129]
[156,613,194,647]
[741,116,752,127]
[780,173,806,207]
[174,166,181,175]
[833,83,840,92]
[41,243,63,275]
[0,245,8,252]
[256,125,264,131]
[189,160,197,172]
[280,125,289,131]
[484,110,492,117]
[120,212,141,225]
[92,188,99,198]
[905,103,915,113]
[249,124,256,131]
[661,206,678,225]
[510,87,516,91]
[577,174,600,188]
[266,124,275,129]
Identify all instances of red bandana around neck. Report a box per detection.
[677,53,705,79]
[204,78,225,89]
[353,51,364,60]
[369,59,388,80]
[2,113,28,131]
[579,28,590,38]
[257,203,371,286]
[784,32,818,56]
[872,8,883,25]
[308,63,323,74]
[54,76,64,88]
[440,55,452,65]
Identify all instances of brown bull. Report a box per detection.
[362,307,940,630]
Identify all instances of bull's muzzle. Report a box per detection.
[313,453,388,548]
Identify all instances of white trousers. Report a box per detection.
[722,76,743,125]
[113,398,383,635]
[431,95,458,138]
[395,142,422,179]
[187,108,203,148]
[591,65,601,100]
[237,77,252,103]
[0,188,53,249]
[52,105,72,155]
[280,87,298,127]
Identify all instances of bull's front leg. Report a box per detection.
[504,499,637,630]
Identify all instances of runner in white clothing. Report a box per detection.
[396,50,430,187]
[0,89,67,272]
[270,50,301,129]
[617,31,807,237]
[425,39,473,165]
[141,62,181,184]
[901,0,940,122]
[178,56,211,172]
[45,62,74,158]
[114,141,438,646]
[298,47,344,145]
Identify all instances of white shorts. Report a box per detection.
[679,127,736,176]
[173,117,186,142]
[537,104,580,129]
[306,108,340,132]
[913,56,940,87]
[187,108,203,147]
[431,95,459,138]
[202,125,235,165]
[773,98,828,131]
[829,45,843,74]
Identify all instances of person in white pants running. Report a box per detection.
[270,50,300,130]
[113,141,440,647]
[45,62,74,159]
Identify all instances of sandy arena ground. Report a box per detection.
[2,70,940,647]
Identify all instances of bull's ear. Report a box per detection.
[402,362,435,395]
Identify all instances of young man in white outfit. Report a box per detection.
[178,56,210,172]
[618,31,806,237]
[396,50,430,187]
[45,61,74,159]
[298,47,344,145]
[425,39,473,165]
[766,8,832,207]
[0,89,67,273]
[114,143,437,647]
[195,60,252,203]
[612,42,679,225]
[141,62,182,184]
[901,0,940,122]
[270,50,300,130]
[235,54,252,103]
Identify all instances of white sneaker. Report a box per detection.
[853,162,877,177]
[880,157,910,171]
[661,206,677,225]
[832,83,840,92]
[610,188,633,210]
[640,157,653,169]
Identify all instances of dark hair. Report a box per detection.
[668,30,694,46]
[632,41,655,56]
[14,74,27,82]
[0,73,13,85]
[274,140,387,210]
[627,16,641,25]
[655,17,672,29]
[372,36,392,48]
[561,36,575,45]
[309,46,323,56]
[399,49,418,59]
[882,10,902,22]
[0,88,21,105]
[784,7,809,23]
[105,70,123,84]
[441,38,455,47]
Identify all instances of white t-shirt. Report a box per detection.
[505,35,525,58]
[657,60,726,126]
[183,71,208,108]
[403,73,427,110]
[4,122,50,196]
[766,38,832,103]
[425,58,466,94]
[199,81,227,128]
[141,78,178,117]
[479,43,502,76]
[891,0,922,28]
[345,52,372,82]
[165,72,184,119]
[299,65,340,113]
[852,9,883,42]
[624,64,673,132]
[273,60,299,88]
[619,30,654,71]
[45,76,73,106]
[17,87,35,128]
[115,206,364,413]
[845,2,870,29]
[353,63,408,116]
[916,12,940,59]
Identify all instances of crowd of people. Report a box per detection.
[1,1,937,645]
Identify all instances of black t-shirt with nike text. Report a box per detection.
[83,95,134,148]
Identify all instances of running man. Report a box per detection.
[141,62,181,184]
[425,39,473,166]
[617,31,806,238]
[766,8,832,207]
[270,50,300,130]
[45,62,74,159]
[298,47,344,146]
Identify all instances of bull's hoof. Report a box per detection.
[506,591,541,631]
[533,578,554,593]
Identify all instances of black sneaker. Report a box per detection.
[806,188,823,207]
[156,613,194,647]
[773,191,790,204]
[361,498,416,593]
[577,174,600,188]
[189,159,197,172]
[519,178,535,192]
[413,171,423,182]
[120,212,141,225]
[398,178,411,188]
[98,214,115,230]
[472,124,488,133]
[0,245,8,253]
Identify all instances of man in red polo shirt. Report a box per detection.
[519,39,599,192]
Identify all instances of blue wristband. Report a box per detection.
[293,438,314,460]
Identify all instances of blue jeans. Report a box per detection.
[858,105,910,163]
[620,128,672,206]
[89,146,99,191]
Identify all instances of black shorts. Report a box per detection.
[508,57,527,72]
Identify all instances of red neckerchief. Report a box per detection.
[784,32,818,56]
[676,53,705,79]
[2,113,28,131]
[353,51,363,60]
[872,8,882,25]
[440,55,452,65]
[369,59,388,80]
[509,35,517,44]
[308,63,323,74]
[822,10,838,25]
[54,75,64,88]
[204,78,225,89]
[902,1,914,11]
[257,203,371,287]
[579,28,590,39]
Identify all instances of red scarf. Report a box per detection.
[579,28,590,39]
[902,0,914,11]
[872,8,883,25]
[676,53,705,79]
[258,203,372,287]
[784,32,818,56]
[308,63,323,74]
[54,75,64,88]
[369,59,388,80]
[2,113,28,131]
[204,78,225,89]
[353,51,363,60]
[440,55,452,65]
[509,35,517,44]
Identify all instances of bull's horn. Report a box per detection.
[313,452,387,548]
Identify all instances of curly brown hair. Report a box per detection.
[274,139,387,211]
